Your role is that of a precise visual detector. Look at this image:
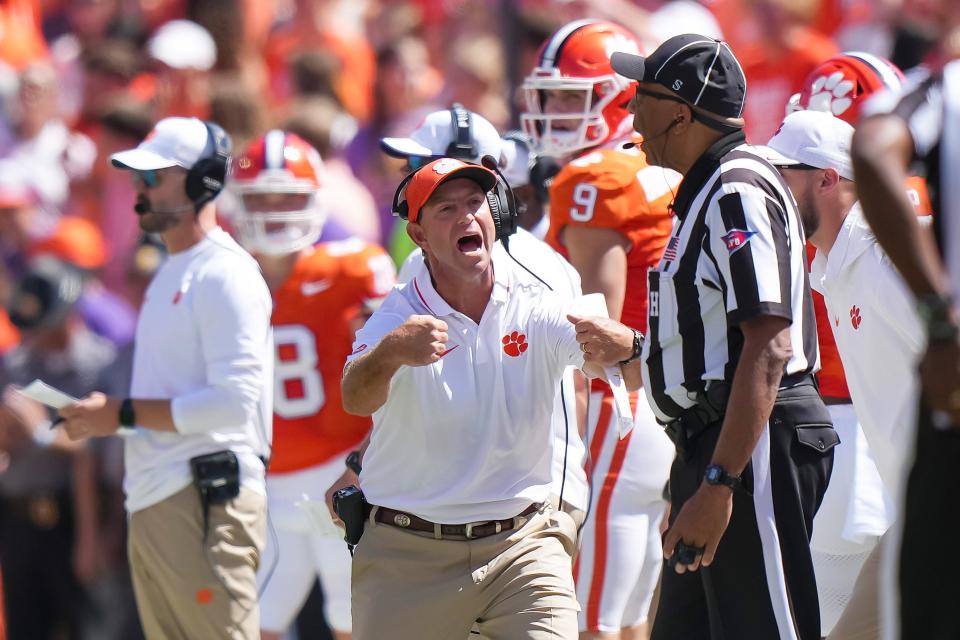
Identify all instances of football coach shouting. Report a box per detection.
[58,117,273,639]
[612,35,836,640]
[340,157,642,640]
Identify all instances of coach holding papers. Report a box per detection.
[57,117,273,640]
[611,34,836,640]
[341,157,640,640]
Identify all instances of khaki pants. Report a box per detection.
[128,485,266,640]
[549,493,587,557]
[352,505,580,640]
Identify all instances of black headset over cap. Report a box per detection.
[186,121,232,210]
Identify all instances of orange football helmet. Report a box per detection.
[229,130,326,255]
[521,20,641,157]
[787,52,904,124]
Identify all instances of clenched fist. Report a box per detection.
[383,315,450,367]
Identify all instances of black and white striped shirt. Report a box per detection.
[640,131,819,422]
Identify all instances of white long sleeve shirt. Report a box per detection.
[124,227,273,513]
[810,205,924,495]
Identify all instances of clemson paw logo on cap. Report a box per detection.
[502,331,528,357]
[808,72,855,116]
[432,158,463,175]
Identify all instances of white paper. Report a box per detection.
[296,495,344,538]
[17,380,78,409]
[17,380,136,436]
[569,294,635,438]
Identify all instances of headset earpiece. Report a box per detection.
[481,155,518,241]
[391,170,418,220]
[446,103,477,160]
[185,121,231,210]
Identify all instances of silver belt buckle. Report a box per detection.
[464,520,501,539]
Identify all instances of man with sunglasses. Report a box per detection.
[58,117,273,640]
[612,35,833,639]
[765,109,923,640]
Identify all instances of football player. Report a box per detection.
[228,130,396,640]
[522,20,678,640]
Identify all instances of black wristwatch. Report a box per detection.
[704,464,741,492]
[619,328,644,365]
[345,450,362,475]
[119,398,136,428]
[916,293,958,343]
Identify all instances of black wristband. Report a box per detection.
[917,293,958,343]
[619,329,644,365]
[119,398,136,428]
[345,450,362,475]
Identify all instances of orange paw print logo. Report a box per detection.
[850,305,862,330]
[502,331,528,357]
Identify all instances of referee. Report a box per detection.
[612,35,836,640]
[852,48,960,637]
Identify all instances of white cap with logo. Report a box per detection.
[380,107,502,163]
[762,110,855,181]
[110,117,212,171]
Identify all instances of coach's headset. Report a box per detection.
[186,121,232,211]
[391,156,518,241]
[391,104,519,241]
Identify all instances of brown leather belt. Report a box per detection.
[369,503,542,540]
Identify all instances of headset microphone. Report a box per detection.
[134,201,195,215]
[622,116,683,150]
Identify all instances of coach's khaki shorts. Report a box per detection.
[128,485,266,640]
[352,504,580,640]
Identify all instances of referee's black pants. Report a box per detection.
[652,382,836,640]
[899,400,960,640]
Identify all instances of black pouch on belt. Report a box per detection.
[190,450,241,506]
[332,485,367,550]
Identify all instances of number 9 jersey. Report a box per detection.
[269,238,396,474]
[545,141,679,331]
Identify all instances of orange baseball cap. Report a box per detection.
[396,158,497,224]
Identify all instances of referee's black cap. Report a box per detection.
[611,34,746,119]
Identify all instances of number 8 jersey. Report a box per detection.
[269,238,396,474]
[546,140,678,331]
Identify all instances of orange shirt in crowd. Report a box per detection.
[268,240,395,474]
[0,0,47,70]
[738,28,839,142]
[265,28,375,122]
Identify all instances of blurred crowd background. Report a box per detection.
[0,0,949,638]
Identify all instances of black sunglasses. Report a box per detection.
[775,163,822,171]
[632,87,690,106]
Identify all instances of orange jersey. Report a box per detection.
[269,239,396,474]
[812,176,930,398]
[546,141,677,333]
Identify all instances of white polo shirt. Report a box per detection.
[348,249,585,524]
[397,229,590,512]
[810,205,924,494]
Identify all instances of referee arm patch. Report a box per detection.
[710,189,793,324]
